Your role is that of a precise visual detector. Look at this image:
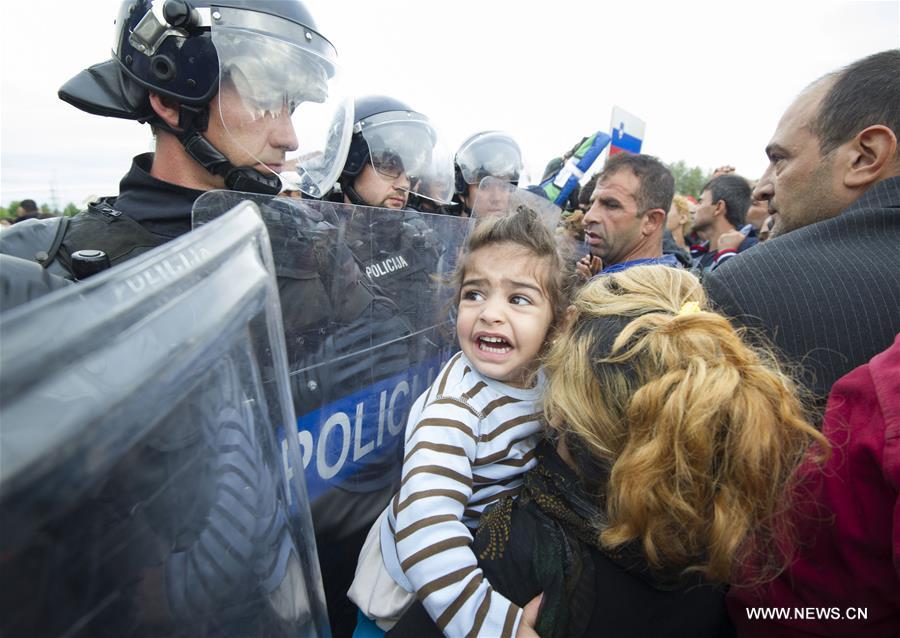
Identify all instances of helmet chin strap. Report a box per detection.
[160,104,283,196]
[340,179,368,207]
[182,132,282,195]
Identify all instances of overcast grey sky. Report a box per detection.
[1,0,898,208]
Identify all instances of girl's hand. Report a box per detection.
[515,593,544,638]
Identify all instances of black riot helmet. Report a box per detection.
[454,131,523,197]
[59,0,353,197]
[339,95,454,208]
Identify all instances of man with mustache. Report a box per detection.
[334,95,451,331]
[576,152,677,280]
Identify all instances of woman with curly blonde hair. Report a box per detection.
[546,266,825,573]
[387,266,828,638]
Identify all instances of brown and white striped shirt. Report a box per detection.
[380,351,544,637]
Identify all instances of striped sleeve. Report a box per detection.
[393,398,522,638]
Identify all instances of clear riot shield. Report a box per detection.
[192,192,469,627]
[471,175,586,261]
[0,203,328,637]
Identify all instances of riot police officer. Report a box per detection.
[0,0,352,280]
[338,95,448,210]
[453,130,525,217]
[0,1,367,635]
[336,95,452,331]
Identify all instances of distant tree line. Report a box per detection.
[1,200,80,221]
[665,160,712,199]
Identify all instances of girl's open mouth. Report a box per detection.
[477,335,512,354]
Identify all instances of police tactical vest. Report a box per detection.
[55,200,170,275]
[0,199,170,280]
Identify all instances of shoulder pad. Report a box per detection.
[0,217,72,278]
[0,254,73,312]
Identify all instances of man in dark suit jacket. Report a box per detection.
[705,49,900,405]
[711,50,900,637]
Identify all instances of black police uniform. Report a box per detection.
[344,209,443,331]
[0,152,415,637]
[0,156,325,637]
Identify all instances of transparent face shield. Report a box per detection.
[191,191,470,518]
[358,114,454,204]
[211,8,352,198]
[409,136,455,207]
[456,132,523,186]
[472,176,563,232]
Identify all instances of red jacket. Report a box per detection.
[727,335,900,636]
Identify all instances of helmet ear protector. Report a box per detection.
[454,164,469,198]
[342,133,370,179]
[337,132,370,205]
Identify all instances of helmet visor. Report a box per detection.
[472,176,563,232]
[359,114,435,182]
[411,141,455,206]
[211,8,352,198]
[456,132,523,185]
[358,112,454,205]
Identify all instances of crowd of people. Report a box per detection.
[0,1,897,637]
[0,199,59,229]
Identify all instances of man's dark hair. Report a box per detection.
[700,174,752,229]
[597,153,675,216]
[19,199,38,213]
[811,48,900,156]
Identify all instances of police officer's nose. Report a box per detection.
[394,171,411,190]
[272,108,299,152]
